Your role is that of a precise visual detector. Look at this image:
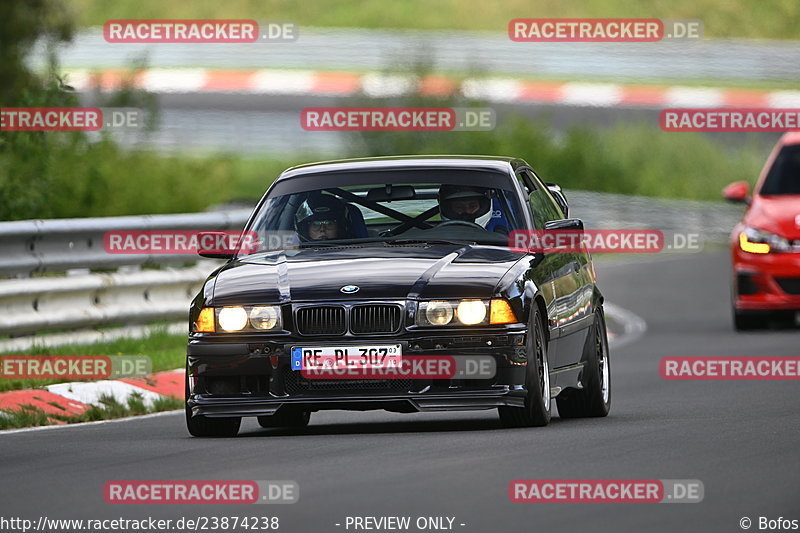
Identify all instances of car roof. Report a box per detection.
[278,155,527,181]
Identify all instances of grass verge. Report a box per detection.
[71,0,800,40]
[0,327,186,393]
[0,392,182,430]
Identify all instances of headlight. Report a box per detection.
[425,301,454,325]
[249,306,281,330]
[418,299,515,326]
[739,227,791,254]
[218,307,248,331]
[456,300,487,325]
[196,305,284,333]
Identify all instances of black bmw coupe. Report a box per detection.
[185,156,610,436]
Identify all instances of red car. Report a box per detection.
[723,132,800,330]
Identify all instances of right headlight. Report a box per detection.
[739,227,791,254]
[249,306,280,330]
[193,305,284,333]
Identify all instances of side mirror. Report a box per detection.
[514,219,585,254]
[545,182,570,218]
[197,231,235,259]
[544,218,584,231]
[509,219,585,254]
[723,181,751,205]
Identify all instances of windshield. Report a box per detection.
[237,168,526,256]
[761,145,800,195]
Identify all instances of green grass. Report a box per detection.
[0,392,182,430]
[0,327,186,392]
[0,326,186,429]
[0,405,51,429]
[69,0,800,39]
[76,392,182,422]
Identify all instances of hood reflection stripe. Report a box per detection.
[275,253,292,303]
[405,249,464,300]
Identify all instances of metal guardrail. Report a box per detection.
[0,193,742,349]
[0,209,252,349]
[567,190,742,243]
[0,266,211,337]
[0,209,251,276]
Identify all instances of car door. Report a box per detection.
[523,169,593,369]
[515,169,562,366]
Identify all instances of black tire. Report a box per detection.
[185,366,241,438]
[733,309,766,331]
[498,306,551,428]
[258,408,311,428]
[557,306,611,418]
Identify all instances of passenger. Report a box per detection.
[295,194,350,241]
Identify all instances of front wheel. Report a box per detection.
[556,306,611,418]
[498,306,551,428]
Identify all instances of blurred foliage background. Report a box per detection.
[0,0,777,220]
[71,0,800,39]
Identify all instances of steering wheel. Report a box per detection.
[436,220,485,231]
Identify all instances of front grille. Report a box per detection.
[294,303,403,336]
[295,306,346,335]
[351,304,402,334]
[776,277,800,295]
[284,371,413,395]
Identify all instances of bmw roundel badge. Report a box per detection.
[340,285,360,294]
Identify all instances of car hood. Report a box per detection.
[210,243,526,305]
[746,195,800,239]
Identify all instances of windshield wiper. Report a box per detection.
[386,238,475,246]
[298,241,357,248]
[297,239,389,248]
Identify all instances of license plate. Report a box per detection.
[291,345,402,371]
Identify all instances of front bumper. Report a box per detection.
[186,328,529,418]
[191,392,527,418]
[733,246,800,311]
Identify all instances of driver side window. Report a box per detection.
[522,170,563,229]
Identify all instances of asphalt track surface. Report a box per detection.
[1,250,798,532]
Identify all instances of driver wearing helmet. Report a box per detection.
[295,194,350,241]
[438,184,492,224]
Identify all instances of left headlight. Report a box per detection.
[193,306,283,333]
[417,299,518,327]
